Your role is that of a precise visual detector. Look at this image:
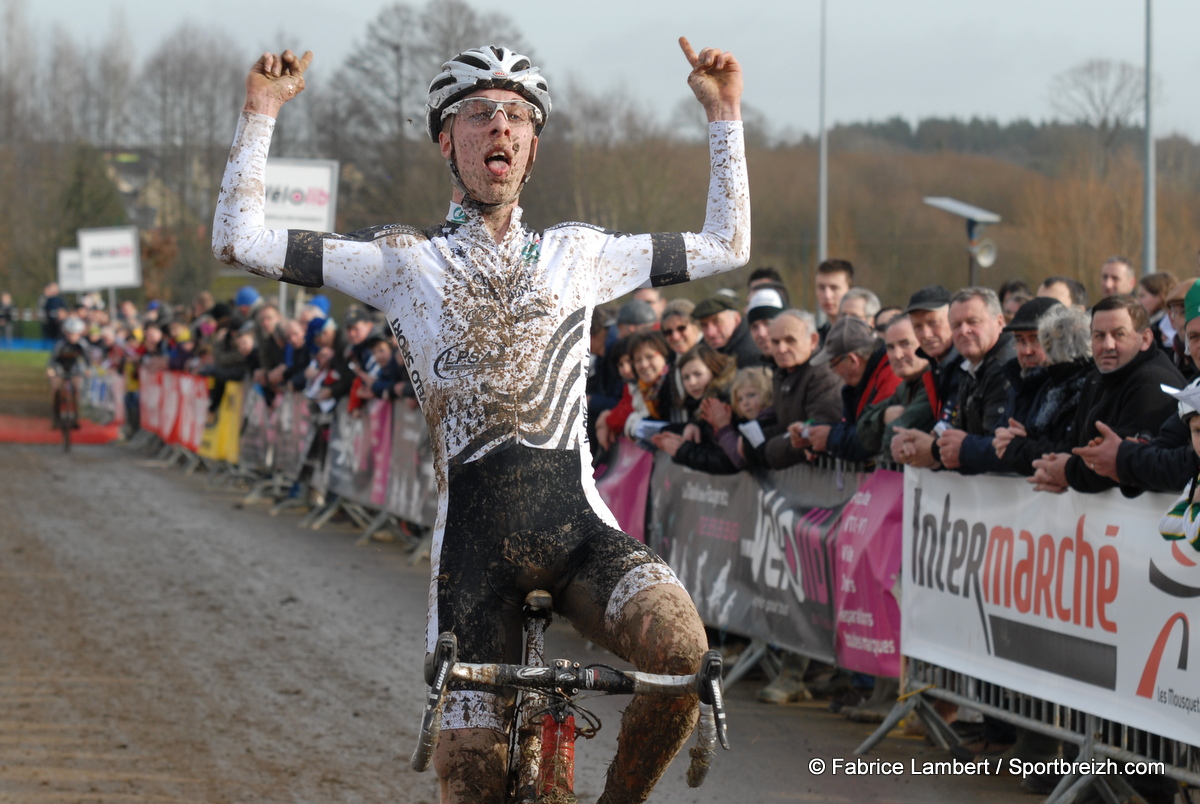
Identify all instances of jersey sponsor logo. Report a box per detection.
[389,318,426,404]
[434,341,506,378]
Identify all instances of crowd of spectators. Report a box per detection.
[586,257,1200,510]
[24,283,413,437]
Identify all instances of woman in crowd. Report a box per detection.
[598,331,676,448]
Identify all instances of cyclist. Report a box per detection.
[214,38,746,804]
[47,316,90,428]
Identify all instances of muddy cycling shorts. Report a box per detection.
[431,443,684,732]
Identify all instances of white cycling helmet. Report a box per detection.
[425,45,551,143]
[62,317,86,335]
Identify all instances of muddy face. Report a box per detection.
[439,88,539,209]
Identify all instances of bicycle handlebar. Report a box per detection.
[410,632,729,781]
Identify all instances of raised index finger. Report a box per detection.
[678,36,699,67]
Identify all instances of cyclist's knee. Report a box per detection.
[612,583,706,676]
[432,727,507,804]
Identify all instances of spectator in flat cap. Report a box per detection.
[994,304,1093,476]
[890,285,961,467]
[796,316,900,462]
[616,298,659,338]
[695,295,761,367]
[752,309,843,469]
[930,287,1015,474]
[745,284,787,364]
[1070,282,1200,495]
[996,297,1061,427]
[1031,294,1184,494]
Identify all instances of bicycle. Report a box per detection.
[53,378,79,453]
[412,590,729,803]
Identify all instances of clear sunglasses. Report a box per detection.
[441,97,543,128]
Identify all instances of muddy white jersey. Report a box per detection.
[213,110,749,506]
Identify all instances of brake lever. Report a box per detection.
[697,649,729,750]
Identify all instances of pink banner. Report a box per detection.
[368,400,392,507]
[174,374,209,453]
[159,372,181,446]
[593,437,655,543]
[834,469,904,677]
[139,369,161,436]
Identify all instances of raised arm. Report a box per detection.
[213,51,393,301]
[592,38,749,302]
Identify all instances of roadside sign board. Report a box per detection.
[77,226,141,290]
[264,158,339,232]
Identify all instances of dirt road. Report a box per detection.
[0,441,1022,803]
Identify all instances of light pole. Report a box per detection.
[1143,0,1155,276]
[817,0,828,264]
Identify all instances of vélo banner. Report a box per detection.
[648,456,859,664]
[901,468,1200,746]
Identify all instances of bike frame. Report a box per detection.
[412,590,728,803]
[55,378,79,452]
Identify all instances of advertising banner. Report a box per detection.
[834,469,904,677]
[57,248,85,293]
[239,386,272,471]
[594,437,655,543]
[327,403,373,505]
[264,159,339,231]
[901,468,1200,746]
[368,400,392,507]
[159,371,181,446]
[387,402,438,527]
[77,226,141,290]
[648,457,857,663]
[139,368,161,437]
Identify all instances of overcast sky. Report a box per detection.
[19,0,1200,139]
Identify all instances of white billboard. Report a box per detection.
[57,248,86,292]
[264,158,339,232]
[902,469,1200,747]
[77,226,141,290]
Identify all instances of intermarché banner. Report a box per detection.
[648,456,860,664]
[902,469,1200,746]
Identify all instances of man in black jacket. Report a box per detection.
[1073,282,1200,494]
[1031,295,1185,494]
[932,287,1014,474]
[994,304,1093,477]
[694,295,761,368]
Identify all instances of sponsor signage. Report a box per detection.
[264,158,339,231]
[649,457,859,662]
[77,226,141,290]
[57,248,86,292]
[902,469,1200,746]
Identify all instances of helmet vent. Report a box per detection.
[458,54,489,71]
[511,58,531,72]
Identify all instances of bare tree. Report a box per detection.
[1049,58,1159,169]
[310,0,530,227]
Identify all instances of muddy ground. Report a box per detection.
[0,439,1025,803]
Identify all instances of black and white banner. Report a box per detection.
[648,455,858,662]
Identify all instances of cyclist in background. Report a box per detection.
[214,37,746,804]
[47,316,90,428]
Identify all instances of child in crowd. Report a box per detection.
[651,343,737,473]
[710,366,776,470]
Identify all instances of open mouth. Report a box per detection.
[485,149,512,177]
